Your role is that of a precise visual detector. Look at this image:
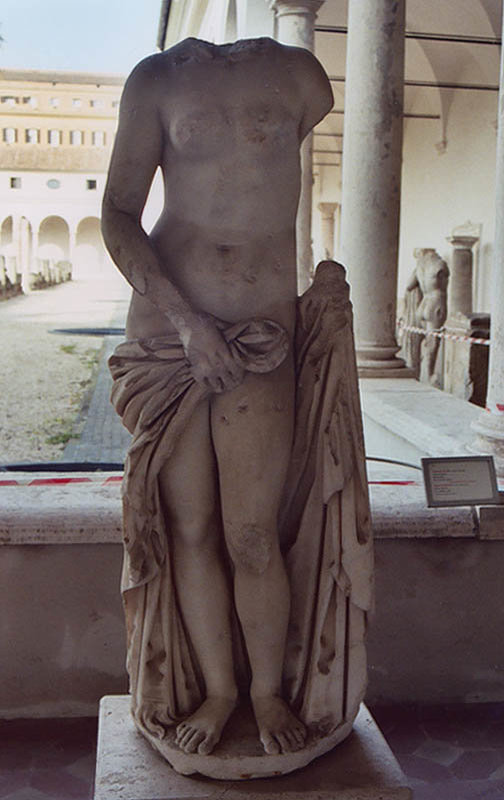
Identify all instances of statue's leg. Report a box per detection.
[158,400,238,755]
[211,357,306,755]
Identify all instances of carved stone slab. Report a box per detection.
[94,696,411,799]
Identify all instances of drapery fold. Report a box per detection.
[109,260,373,742]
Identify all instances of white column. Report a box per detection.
[270,0,324,293]
[69,226,77,278]
[14,216,30,294]
[339,0,409,376]
[472,4,504,474]
[318,202,338,259]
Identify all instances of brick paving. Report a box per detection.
[1,704,503,799]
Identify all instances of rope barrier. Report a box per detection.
[397,320,490,346]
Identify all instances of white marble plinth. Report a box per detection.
[94,696,411,800]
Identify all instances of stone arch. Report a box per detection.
[74,215,108,279]
[38,215,70,261]
[406,0,500,147]
[1,216,13,247]
[0,216,17,287]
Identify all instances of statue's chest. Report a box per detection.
[166,97,297,157]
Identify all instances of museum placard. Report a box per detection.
[422,455,500,507]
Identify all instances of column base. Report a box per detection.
[356,344,415,378]
[357,353,415,379]
[471,411,504,477]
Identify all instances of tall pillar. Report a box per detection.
[472,5,504,475]
[318,202,338,259]
[339,0,408,376]
[19,217,32,293]
[447,234,478,316]
[270,0,324,293]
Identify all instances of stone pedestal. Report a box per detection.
[94,696,411,800]
[447,233,478,317]
[271,0,325,292]
[339,0,408,376]
[443,312,489,407]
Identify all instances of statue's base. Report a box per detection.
[139,701,354,779]
[94,696,412,799]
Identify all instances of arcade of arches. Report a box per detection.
[0,213,110,294]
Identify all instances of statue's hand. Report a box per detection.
[183,313,244,393]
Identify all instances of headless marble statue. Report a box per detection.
[102,37,373,779]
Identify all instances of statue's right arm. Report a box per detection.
[101,57,244,393]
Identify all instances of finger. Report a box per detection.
[221,353,244,382]
[205,375,225,394]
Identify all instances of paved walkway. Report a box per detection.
[46,275,133,466]
[62,298,132,465]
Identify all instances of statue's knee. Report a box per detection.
[170,511,218,549]
[226,524,274,575]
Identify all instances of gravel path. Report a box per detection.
[0,276,130,465]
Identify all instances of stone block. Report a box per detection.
[94,696,411,800]
[478,503,504,540]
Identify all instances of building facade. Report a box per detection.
[0,69,124,292]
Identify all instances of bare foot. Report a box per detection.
[252,695,307,754]
[175,696,237,755]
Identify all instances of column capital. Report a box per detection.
[269,0,324,18]
[447,234,479,250]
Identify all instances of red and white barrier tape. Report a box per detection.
[0,475,123,487]
[0,477,419,488]
[397,321,490,346]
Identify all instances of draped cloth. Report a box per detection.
[109,260,373,744]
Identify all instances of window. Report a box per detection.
[70,130,83,146]
[48,129,61,146]
[10,177,21,189]
[3,128,17,144]
[49,97,60,108]
[91,130,105,146]
[72,98,82,108]
[47,179,61,189]
[90,98,105,109]
[22,96,37,107]
[86,179,97,190]
[112,100,119,109]
[1,96,18,106]
[25,128,40,144]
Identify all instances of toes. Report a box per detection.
[177,726,197,750]
[183,729,205,753]
[261,732,281,755]
[291,725,307,748]
[198,732,218,755]
[282,730,301,752]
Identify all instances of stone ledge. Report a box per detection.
[360,377,482,458]
[1,466,502,546]
[369,481,477,538]
[0,473,122,544]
